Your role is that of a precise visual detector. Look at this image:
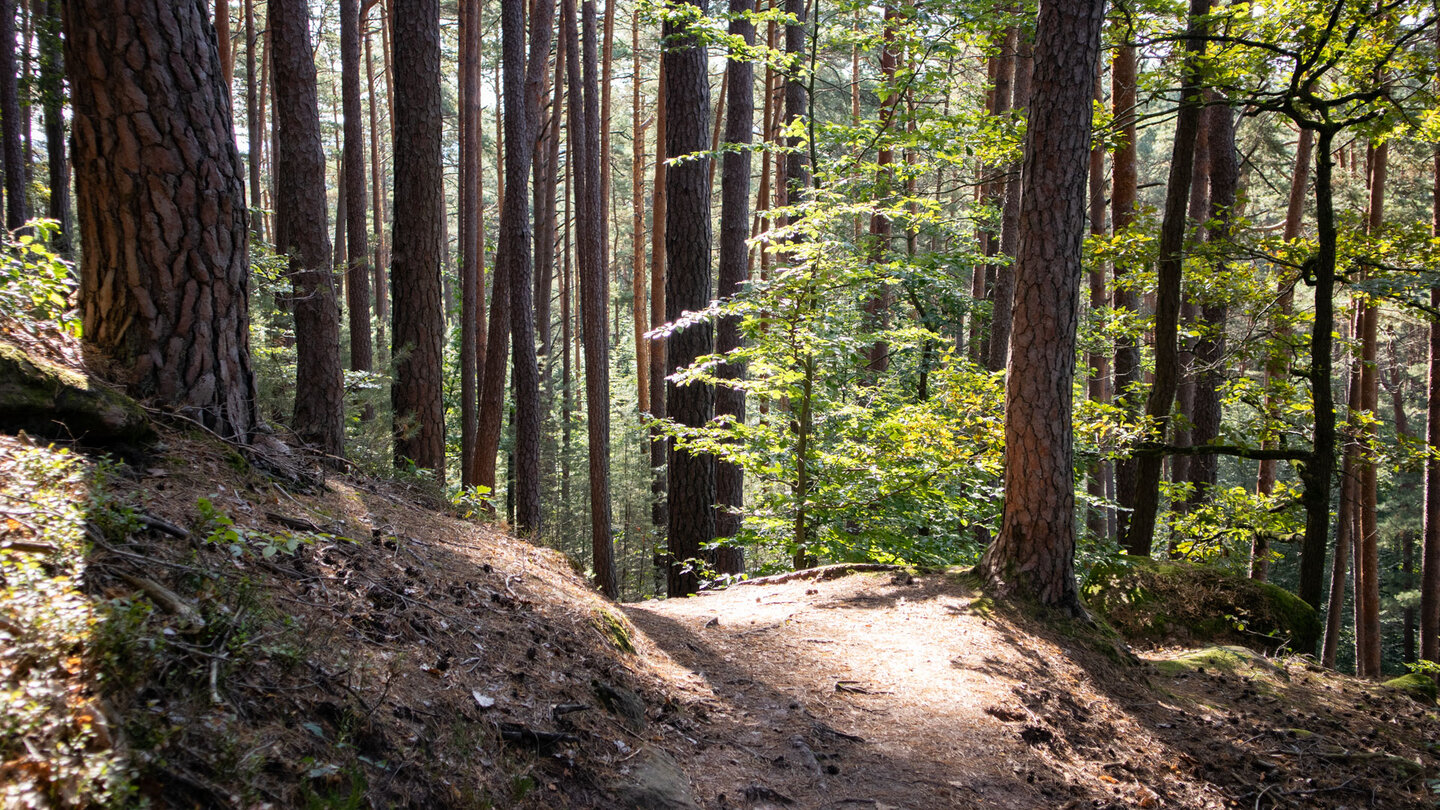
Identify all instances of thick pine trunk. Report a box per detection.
[663,0,714,597]
[389,0,446,478]
[976,0,1104,614]
[713,0,754,576]
[272,0,344,458]
[65,0,257,440]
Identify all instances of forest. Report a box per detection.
[2,0,1440,804]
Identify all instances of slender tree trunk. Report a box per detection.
[987,29,1031,373]
[460,0,480,485]
[65,0,257,440]
[534,50,559,364]
[1295,127,1340,633]
[244,0,263,240]
[1254,127,1313,581]
[342,0,374,422]
[781,0,808,210]
[976,0,1104,614]
[1186,96,1237,510]
[1424,109,1440,665]
[864,3,903,377]
[1086,53,1109,540]
[1,0,28,229]
[1354,140,1387,678]
[216,0,233,89]
[364,15,389,348]
[713,0,753,576]
[631,7,648,415]
[1323,347,1361,668]
[564,0,617,594]
[1111,37,1141,546]
[1125,0,1209,557]
[664,0,714,596]
[38,0,69,253]
[271,0,344,458]
[390,0,446,478]
[649,60,669,533]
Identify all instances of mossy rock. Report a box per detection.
[1152,645,1286,678]
[592,609,636,654]
[1081,558,1318,652]
[0,341,152,446]
[1382,672,1438,704]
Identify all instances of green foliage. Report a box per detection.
[0,442,137,807]
[195,496,321,559]
[0,220,79,337]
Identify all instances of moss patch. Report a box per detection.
[1151,645,1284,678]
[592,608,637,654]
[1081,558,1318,652]
[0,341,152,446]
[1382,672,1438,704]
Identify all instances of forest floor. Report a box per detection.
[1,326,1438,808]
[629,572,1440,809]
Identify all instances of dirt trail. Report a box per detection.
[623,570,1438,810]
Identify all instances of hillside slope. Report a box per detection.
[1,343,1437,808]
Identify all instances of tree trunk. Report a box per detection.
[1125,0,1209,557]
[244,0,261,240]
[65,0,257,440]
[649,60,669,533]
[781,0,808,210]
[499,0,554,535]
[663,0,714,597]
[271,0,344,458]
[1186,96,1237,510]
[2,0,28,229]
[1112,38,1140,546]
[1354,140,1387,678]
[1424,114,1440,665]
[389,0,446,478]
[713,0,753,576]
[987,30,1032,373]
[631,7,648,415]
[976,0,1104,614]
[864,3,903,377]
[1295,127,1339,636]
[38,0,69,253]
[565,0,617,595]
[1085,52,1109,540]
[1323,348,1361,668]
[364,14,389,350]
[459,0,480,485]
[1254,127,1313,581]
[215,0,233,89]
[342,0,374,418]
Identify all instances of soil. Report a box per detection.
[2,352,1437,810]
[626,572,1440,809]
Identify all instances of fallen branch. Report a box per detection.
[735,564,905,587]
[119,572,205,630]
